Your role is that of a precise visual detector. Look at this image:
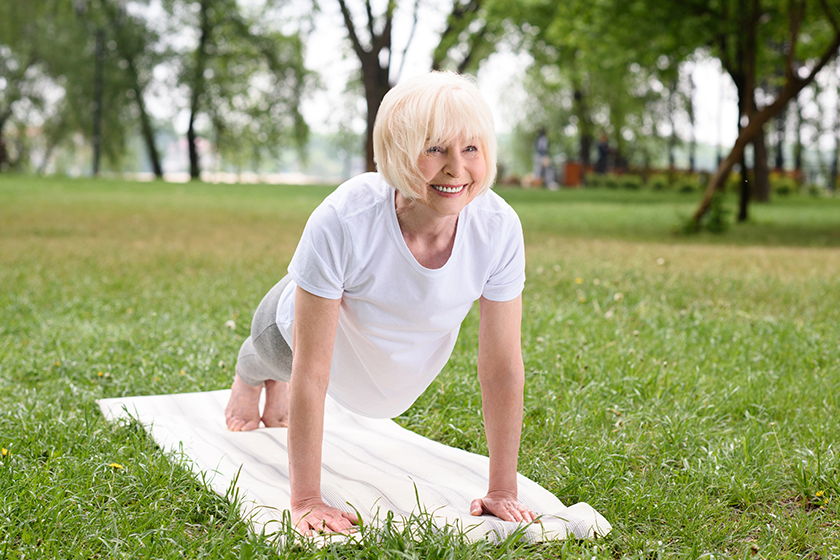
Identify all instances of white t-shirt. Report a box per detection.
[276,172,525,418]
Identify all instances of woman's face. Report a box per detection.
[415,136,486,218]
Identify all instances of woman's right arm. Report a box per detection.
[288,286,358,535]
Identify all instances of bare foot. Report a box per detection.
[225,374,263,431]
[262,379,290,427]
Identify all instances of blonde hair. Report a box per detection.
[373,71,497,200]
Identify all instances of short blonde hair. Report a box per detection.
[373,71,497,201]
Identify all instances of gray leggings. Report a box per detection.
[236,276,294,386]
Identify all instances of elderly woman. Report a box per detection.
[224,71,534,535]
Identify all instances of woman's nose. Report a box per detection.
[444,152,465,176]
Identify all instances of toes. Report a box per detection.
[226,416,261,431]
[262,417,289,428]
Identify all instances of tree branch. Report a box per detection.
[432,0,484,71]
[819,0,840,33]
[365,0,376,42]
[394,0,420,83]
[337,0,368,59]
[784,0,806,84]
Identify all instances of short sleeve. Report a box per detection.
[287,201,349,300]
[481,211,526,302]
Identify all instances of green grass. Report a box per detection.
[1,175,839,559]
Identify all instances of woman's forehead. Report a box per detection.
[425,132,482,145]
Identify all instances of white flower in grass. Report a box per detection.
[224,320,236,330]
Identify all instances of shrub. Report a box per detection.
[770,173,798,196]
[704,192,730,233]
[585,173,604,188]
[676,176,700,194]
[648,175,669,191]
[621,175,643,190]
[604,175,621,189]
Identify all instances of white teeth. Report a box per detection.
[431,184,465,194]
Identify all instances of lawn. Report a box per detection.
[1,175,838,559]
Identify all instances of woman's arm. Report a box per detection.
[288,286,359,534]
[471,294,537,523]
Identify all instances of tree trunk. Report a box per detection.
[793,97,803,174]
[738,152,750,222]
[688,69,696,172]
[774,104,785,170]
[752,124,770,201]
[92,28,105,176]
[832,62,840,193]
[336,0,397,173]
[188,0,212,180]
[572,81,593,168]
[122,56,163,178]
[361,60,390,172]
[667,80,677,169]
[109,9,163,179]
[0,110,9,170]
[138,91,163,179]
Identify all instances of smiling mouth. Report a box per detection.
[431,184,466,194]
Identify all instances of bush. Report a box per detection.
[676,176,700,194]
[621,175,643,190]
[704,192,730,233]
[770,173,798,196]
[604,175,621,189]
[648,175,669,191]
[585,173,604,188]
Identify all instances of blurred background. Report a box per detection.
[2,0,840,203]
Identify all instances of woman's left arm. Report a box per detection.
[471,294,537,523]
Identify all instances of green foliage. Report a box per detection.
[165,0,311,173]
[648,174,670,191]
[675,175,700,194]
[680,192,729,234]
[584,173,605,188]
[620,175,642,190]
[2,176,840,559]
[771,173,799,196]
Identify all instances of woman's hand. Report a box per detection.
[470,490,538,523]
[292,498,359,536]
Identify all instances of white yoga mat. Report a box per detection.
[99,390,611,543]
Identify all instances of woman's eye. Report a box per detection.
[426,146,443,154]
[464,145,478,153]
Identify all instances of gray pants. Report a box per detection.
[236,276,294,386]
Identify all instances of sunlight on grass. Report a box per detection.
[1,175,839,559]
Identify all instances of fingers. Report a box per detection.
[294,505,360,536]
[470,496,540,524]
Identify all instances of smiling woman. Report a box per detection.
[221,71,565,536]
[373,71,498,202]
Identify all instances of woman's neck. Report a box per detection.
[394,191,459,269]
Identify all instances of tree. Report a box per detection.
[502,0,695,173]
[334,0,401,172]
[0,1,55,171]
[432,0,509,74]
[105,2,166,178]
[831,61,840,193]
[692,0,840,224]
[165,0,310,179]
[0,0,165,175]
[69,0,165,176]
